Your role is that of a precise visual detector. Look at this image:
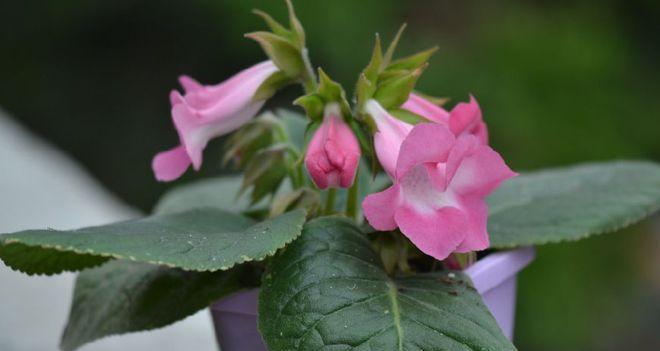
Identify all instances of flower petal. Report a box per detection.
[448,95,482,137]
[184,61,278,110]
[366,100,413,178]
[454,198,490,252]
[395,123,455,181]
[447,135,517,197]
[152,145,191,182]
[178,75,204,93]
[362,185,401,231]
[402,93,450,124]
[394,204,466,260]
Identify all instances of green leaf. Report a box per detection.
[60,260,252,351]
[277,108,307,149]
[259,217,515,351]
[0,209,307,274]
[488,161,660,247]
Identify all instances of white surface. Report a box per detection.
[0,109,217,351]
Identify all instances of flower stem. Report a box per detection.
[324,188,337,215]
[300,48,318,93]
[345,170,360,220]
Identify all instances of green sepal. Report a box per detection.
[383,23,407,66]
[373,64,427,109]
[413,90,450,106]
[293,94,324,121]
[389,108,432,125]
[317,68,351,116]
[363,34,383,82]
[386,46,438,71]
[253,71,293,102]
[355,73,376,111]
[245,31,304,78]
[240,144,289,204]
[269,187,320,218]
[252,9,291,39]
[223,113,281,167]
[285,0,306,49]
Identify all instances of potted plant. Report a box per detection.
[2,2,659,350]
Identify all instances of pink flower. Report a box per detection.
[403,93,489,144]
[305,103,361,189]
[362,123,516,260]
[365,99,413,178]
[152,61,279,181]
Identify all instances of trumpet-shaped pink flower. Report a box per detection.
[403,93,489,144]
[305,103,361,189]
[365,99,413,178]
[152,60,279,181]
[362,123,516,260]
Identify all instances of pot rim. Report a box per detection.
[211,247,536,315]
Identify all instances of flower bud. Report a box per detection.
[304,103,360,189]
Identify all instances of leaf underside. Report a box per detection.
[59,260,248,351]
[487,161,660,247]
[259,217,515,351]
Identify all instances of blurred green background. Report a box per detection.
[1,0,659,349]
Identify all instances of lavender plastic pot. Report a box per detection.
[210,247,535,350]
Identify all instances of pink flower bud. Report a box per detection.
[362,123,516,260]
[304,103,361,189]
[152,61,279,181]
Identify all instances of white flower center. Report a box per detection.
[400,164,458,214]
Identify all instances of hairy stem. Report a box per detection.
[345,170,360,219]
[300,48,318,93]
[324,188,337,215]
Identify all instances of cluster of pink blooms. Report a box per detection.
[153,61,515,260]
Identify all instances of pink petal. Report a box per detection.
[151,145,192,182]
[394,205,467,260]
[395,123,455,181]
[366,100,413,178]
[169,90,184,106]
[454,198,490,252]
[178,75,203,93]
[474,121,489,145]
[362,184,401,231]
[171,103,204,169]
[449,95,483,138]
[447,135,517,197]
[402,93,450,124]
[183,61,278,110]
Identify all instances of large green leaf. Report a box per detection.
[60,260,253,351]
[0,208,306,275]
[488,161,660,247]
[259,217,514,351]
